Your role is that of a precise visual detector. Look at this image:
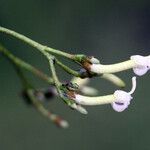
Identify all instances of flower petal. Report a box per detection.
[131,55,150,76]
[111,102,129,112]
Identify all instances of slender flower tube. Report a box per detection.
[87,55,150,75]
[71,74,125,96]
[81,86,99,96]
[101,74,125,87]
[69,77,136,112]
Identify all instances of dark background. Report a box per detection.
[0,0,150,150]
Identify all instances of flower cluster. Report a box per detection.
[62,55,150,113]
[0,26,149,128]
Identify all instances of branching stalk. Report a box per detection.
[0,26,73,59]
[0,44,53,84]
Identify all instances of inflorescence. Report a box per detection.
[0,26,149,128]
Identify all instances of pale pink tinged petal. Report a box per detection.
[133,66,148,76]
[114,90,132,104]
[112,90,133,112]
[131,55,149,76]
[111,102,129,112]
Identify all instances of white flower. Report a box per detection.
[72,77,136,112]
[111,91,132,112]
[111,76,136,112]
[130,55,150,76]
[88,55,150,75]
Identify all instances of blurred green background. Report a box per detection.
[0,0,150,150]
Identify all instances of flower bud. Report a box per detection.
[88,56,100,64]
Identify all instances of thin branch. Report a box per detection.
[14,63,68,128]
[27,89,69,128]
[0,44,54,84]
[55,59,81,77]
[0,26,73,59]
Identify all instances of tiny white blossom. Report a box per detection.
[111,76,136,112]
[88,55,150,75]
[112,91,132,112]
[130,55,150,76]
[72,77,136,113]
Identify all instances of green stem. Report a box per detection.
[0,26,126,88]
[47,55,61,90]
[0,44,54,84]
[0,26,73,59]
[55,59,81,77]
[45,53,73,105]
